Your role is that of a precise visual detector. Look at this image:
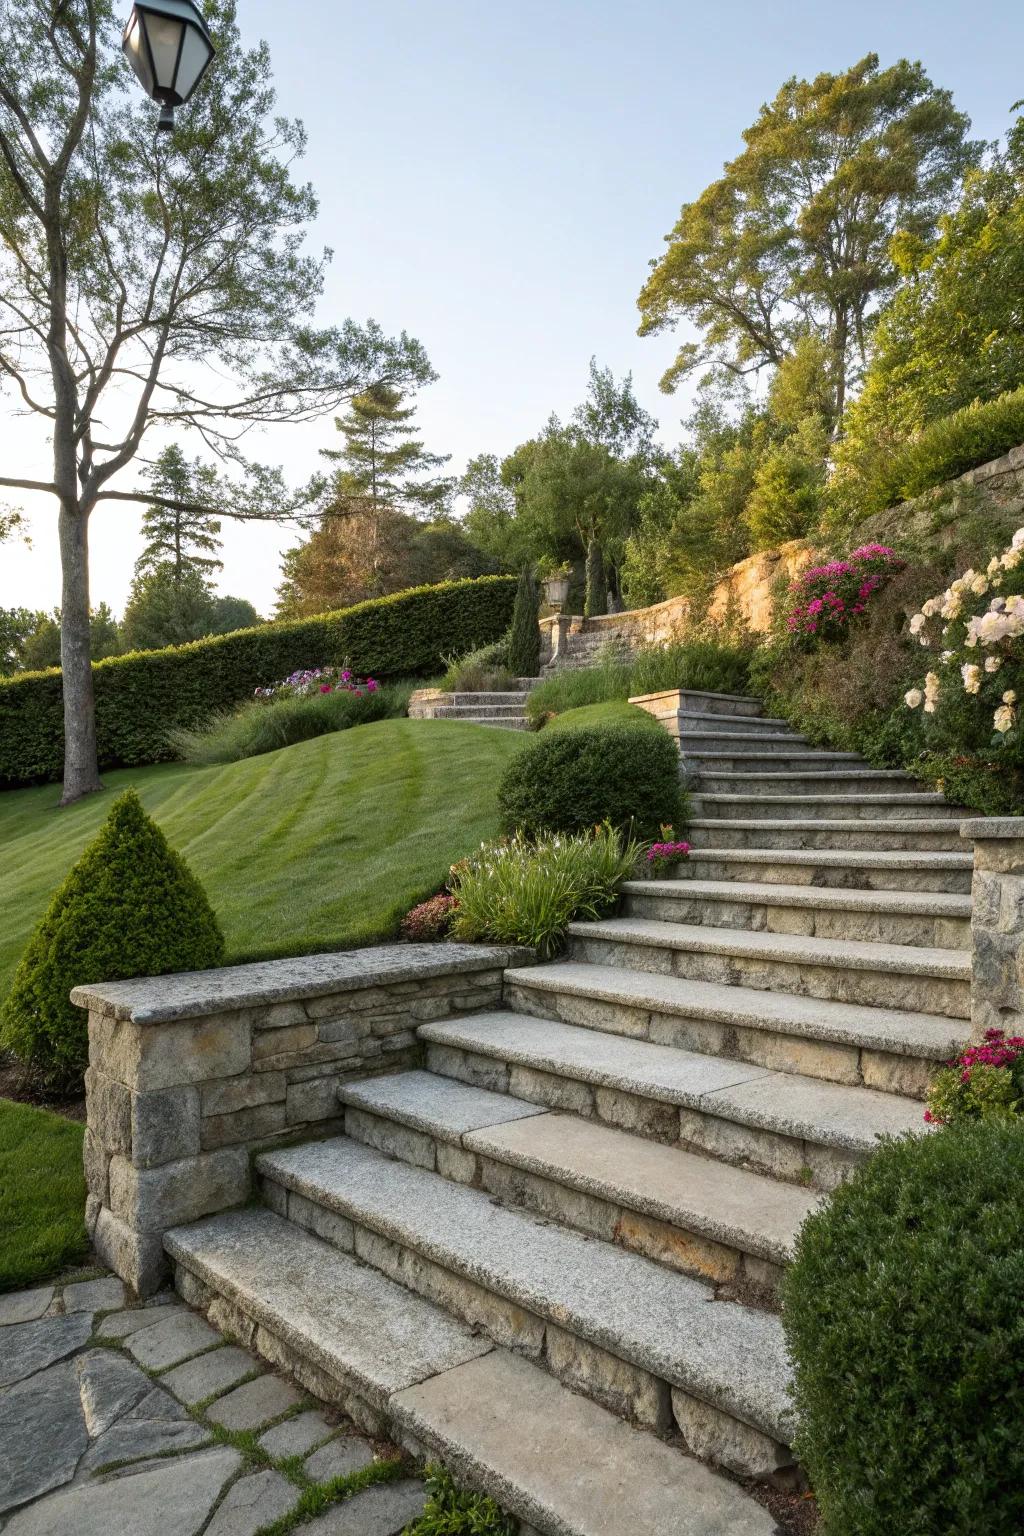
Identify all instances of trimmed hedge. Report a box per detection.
[498,724,682,838]
[783,1123,1024,1535]
[0,575,517,786]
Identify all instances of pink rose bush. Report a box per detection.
[903,527,1024,751]
[785,544,906,641]
[255,666,380,702]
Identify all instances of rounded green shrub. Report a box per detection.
[498,724,681,838]
[782,1123,1024,1536]
[0,788,224,1086]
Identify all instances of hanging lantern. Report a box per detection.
[123,1,216,132]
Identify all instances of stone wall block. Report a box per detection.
[251,1000,311,1030]
[84,1067,132,1153]
[131,1084,201,1168]
[108,1147,250,1233]
[251,1022,315,1063]
[315,1017,361,1046]
[285,1077,345,1125]
[88,1010,252,1090]
[93,1206,167,1296]
[201,1102,287,1150]
[201,1072,287,1116]
[83,1128,111,1203]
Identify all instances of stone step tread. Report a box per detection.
[419,1012,929,1152]
[703,770,917,782]
[506,961,966,1060]
[668,712,795,729]
[695,793,953,807]
[256,1136,794,1442]
[684,750,864,761]
[570,917,971,980]
[634,688,763,707]
[678,731,808,743]
[391,1349,778,1536]
[682,847,973,870]
[623,878,972,918]
[340,1069,818,1265]
[690,816,966,831]
[164,1207,492,1403]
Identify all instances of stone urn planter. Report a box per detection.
[542,573,570,611]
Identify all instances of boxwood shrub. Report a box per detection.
[498,724,682,838]
[783,1123,1024,1536]
[0,575,517,786]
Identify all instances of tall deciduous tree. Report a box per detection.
[638,54,980,423]
[0,1,431,802]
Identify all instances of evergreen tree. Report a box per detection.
[0,789,224,1086]
[507,566,541,678]
[135,446,223,589]
[322,384,453,515]
[585,537,608,617]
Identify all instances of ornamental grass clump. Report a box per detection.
[449,825,641,958]
[0,789,223,1087]
[925,1028,1024,1126]
[784,544,906,641]
[783,1122,1024,1536]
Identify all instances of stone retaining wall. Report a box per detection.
[76,944,526,1295]
[963,818,1024,1041]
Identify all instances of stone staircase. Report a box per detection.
[164,689,975,1535]
[407,683,539,731]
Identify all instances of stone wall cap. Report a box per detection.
[959,817,1024,840]
[629,688,754,706]
[71,942,532,1025]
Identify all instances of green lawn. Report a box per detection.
[0,717,524,1004]
[542,700,664,733]
[0,1100,87,1291]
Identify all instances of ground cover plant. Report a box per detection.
[1,789,224,1087]
[0,720,523,1014]
[449,825,641,958]
[0,1099,87,1291]
[525,640,751,725]
[783,1121,1024,1536]
[498,723,683,839]
[401,1464,516,1535]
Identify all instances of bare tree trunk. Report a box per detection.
[58,498,102,805]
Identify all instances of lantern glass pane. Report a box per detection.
[176,24,212,102]
[124,13,155,96]
[144,13,185,91]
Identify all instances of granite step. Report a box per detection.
[567,917,971,1019]
[622,877,972,949]
[671,713,805,736]
[256,1136,798,1477]
[166,1210,775,1534]
[418,1011,928,1190]
[504,959,965,1098]
[337,1069,817,1292]
[431,703,531,719]
[682,750,867,774]
[632,688,766,720]
[688,818,969,853]
[675,846,974,894]
[692,793,962,822]
[692,769,926,795]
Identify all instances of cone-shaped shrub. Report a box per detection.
[584,537,607,617]
[0,788,224,1086]
[506,566,541,678]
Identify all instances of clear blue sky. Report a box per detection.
[3,0,1022,614]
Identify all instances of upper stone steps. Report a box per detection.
[688,817,970,852]
[691,792,963,822]
[567,916,971,1020]
[622,877,972,950]
[675,845,974,894]
[692,769,927,795]
[255,1135,798,1475]
[419,1010,928,1191]
[504,959,965,1099]
[336,1070,816,1290]
[165,1209,776,1535]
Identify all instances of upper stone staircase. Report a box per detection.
[165,688,975,1536]
[407,681,540,731]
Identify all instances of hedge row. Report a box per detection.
[864,386,1024,513]
[0,575,518,786]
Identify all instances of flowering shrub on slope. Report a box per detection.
[255,666,379,701]
[904,528,1024,753]
[785,544,906,640]
[925,1029,1024,1126]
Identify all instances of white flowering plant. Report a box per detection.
[903,529,1024,755]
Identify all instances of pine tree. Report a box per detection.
[322,384,453,516]
[507,566,541,678]
[0,790,224,1086]
[585,537,608,617]
[135,445,223,588]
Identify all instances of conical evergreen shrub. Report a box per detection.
[584,537,607,617]
[0,788,225,1087]
[506,566,541,678]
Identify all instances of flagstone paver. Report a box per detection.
[0,1271,421,1535]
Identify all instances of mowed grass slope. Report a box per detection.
[0,717,523,1003]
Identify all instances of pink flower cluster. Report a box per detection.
[254,666,380,701]
[646,838,691,872]
[785,545,905,640]
[923,1028,1024,1123]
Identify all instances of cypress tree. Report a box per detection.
[507,566,541,678]
[0,789,224,1086]
[585,536,608,617]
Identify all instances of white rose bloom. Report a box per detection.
[909,613,926,634]
[940,650,954,663]
[923,700,936,713]
[962,664,982,694]
[985,656,1003,673]
[1003,548,1022,570]
[922,599,938,618]
[994,704,1016,733]
[1003,690,1017,704]
[904,688,924,709]
[988,557,1002,577]
[1012,528,1024,550]
[971,574,989,596]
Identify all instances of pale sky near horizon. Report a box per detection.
[2,0,1022,617]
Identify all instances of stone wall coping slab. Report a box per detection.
[73,943,531,1024]
[960,817,1024,841]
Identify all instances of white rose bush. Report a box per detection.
[904,529,1024,756]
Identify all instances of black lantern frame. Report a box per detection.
[122,0,216,131]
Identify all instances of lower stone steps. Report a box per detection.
[689,818,969,852]
[504,959,966,1098]
[683,749,866,774]
[418,1011,928,1190]
[622,877,972,949]
[675,846,974,894]
[255,1136,797,1478]
[692,792,961,822]
[694,768,924,796]
[166,1210,776,1535]
[336,1070,816,1294]
[567,917,971,1019]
